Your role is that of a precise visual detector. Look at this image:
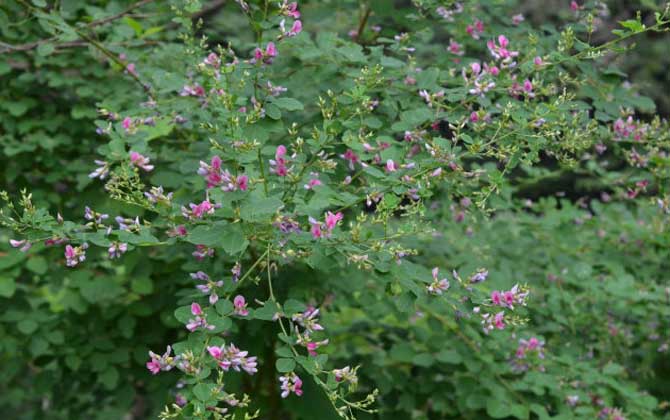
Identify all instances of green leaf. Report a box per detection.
[215,299,233,315]
[193,383,215,402]
[272,98,304,111]
[0,277,17,298]
[240,195,283,222]
[99,367,120,389]
[276,357,296,373]
[18,319,39,335]
[131,277,153,294]
[187,222,249,255]
[36,42,55,56]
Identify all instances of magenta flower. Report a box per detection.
[270,145,290,176]
[333,366,358,385]
[511,14,525,25]
[203,52,221,68]
[192,271,223,304]
[493,311,505,329]
[279,372,303,398]
[122,117,132,131]
[491,290,502,306]
[466,20,484,39]
[427,267,450,295]
[324,211,343,231]
[193,244,215,260]
[207,343,258,374]
[108,242,128,259]
[180,84,205,97]
[181,200,218,219]
[64,243,88,267]
[290,20,302,36]
[305,339,329,356]
[10,239,32,252]
[447,39,464,56]
[304,173,322,190]
[185,302,214,332]
[487,34,519,67]
[292,306,324,333]
[340,149,362,170]
[129,151,154,172]
[146,346,174,375]
[283,1,300,18]
[233,295,249,316]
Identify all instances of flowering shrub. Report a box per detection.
[2,0,670,419]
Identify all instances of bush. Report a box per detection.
[2,1,670,419]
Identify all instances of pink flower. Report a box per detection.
[285,2,300,18]
[304,175,322,190]
[182,200,218,219]
[511,14,525,25]
[122,117,132,131]
[193,244,215,260]
[186,302,214,331]
[386,159,397,172]
[340,149,361,170]
[146,359,161,375]
[108,242,128,259]
[64,243,88,267]
[570,1,580,12]
[290,20,302,36]
[129,151,154,172]
[233,295,249,316]
[238,175,249,191]
[427,267,450,295]
[279,372,303,398]
[270,145,290,176]
[493,311,505,329]
[491,290,502,305]
[324,211,343,231]
[309,218,323,239]
[487,34,519,67]
[304,339,329,356]
[533,56,543,66]
[180,84,206,97]
[208,344,258,374]
[208,346,222,360]
[523,79,535,97]
[266,42,277,57]
[447,39,464,55]
[203,52,221,68]
[466,20,484,39]
[253,42,278,64]
[10,239,32,252]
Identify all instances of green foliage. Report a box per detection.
[1,0,670,419]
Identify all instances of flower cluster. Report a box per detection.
[207,343,258,375]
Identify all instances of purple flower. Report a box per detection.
[279,372,303,398]
[64,243,88,267]
[108,242,128,259]
[129,151,154,172]
[427,267,450,295]
[233,295,249,316]
[207,343,258,374]
[89,160,110,179]
[10,239,32,252]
